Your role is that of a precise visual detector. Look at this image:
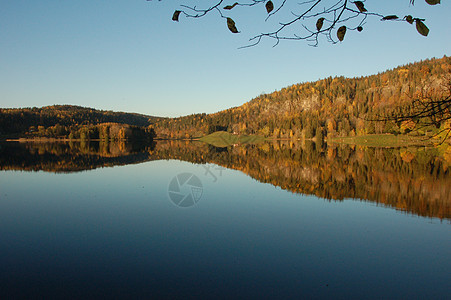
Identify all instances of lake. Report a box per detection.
[0,141,450,299]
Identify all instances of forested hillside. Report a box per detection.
[1,57,449,141]
[0,105,163,138]
[154,56,450,140]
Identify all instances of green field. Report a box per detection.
[327,134,438,147]
[199,131,265,147]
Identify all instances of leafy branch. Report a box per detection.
[148,0,440,47]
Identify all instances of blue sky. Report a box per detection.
[1,0,450,117]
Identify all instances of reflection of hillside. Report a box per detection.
[0,141,155,173]
[1,140,449,220]
[149,141,451,220]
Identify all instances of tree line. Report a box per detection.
[1,57,449,142]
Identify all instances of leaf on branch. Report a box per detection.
[382,15,399,20]
[337,26,346,41]
[357,26,363,32]
[415,20,429,36]
[316,18,325,31]
[227,17,239,33]
[266,1,274,14]
[172,10,181,22]
[425,0,440,5]
[353,1,367,13]
[224,2,238,10]
[406,15,414,24]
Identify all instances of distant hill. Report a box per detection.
[0,105,164,138]
[154,56,451,140]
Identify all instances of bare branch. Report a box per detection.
[368,74,451,143]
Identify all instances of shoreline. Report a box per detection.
[4,137,153,143]
[3,133,447,148]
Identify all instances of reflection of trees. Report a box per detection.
[0,141,155,173]
[1,140,449,220]
[149,141,451,220]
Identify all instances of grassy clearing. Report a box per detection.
[199,131,265,147]
[327,134,437,147]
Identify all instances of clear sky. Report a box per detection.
[1,0,450,117]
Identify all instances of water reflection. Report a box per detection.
[1,140,450,220]
[0,140,155,173]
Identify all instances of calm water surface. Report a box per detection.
[0,141,450,299]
